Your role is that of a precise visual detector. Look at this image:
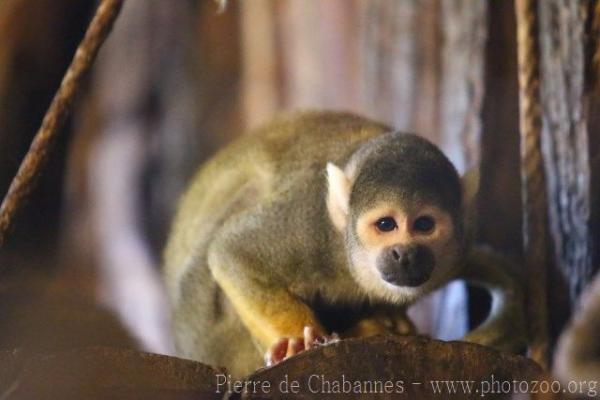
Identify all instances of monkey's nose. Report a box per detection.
[378,244,435,287]
[390,245,414,267]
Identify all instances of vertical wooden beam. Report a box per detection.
[478,0,523,256]
[539,0,592,323]
[548,0,600,383]
[439,0,487,173]
[240,0,279,129]
[589,0,600,285]
[437,0,488,333]
[410,0,442,145]
[514,0,549,368]
[359,0,419,133]
[591,0,600,93]
[279,0,324,108]
[243,0,360,120]
[317,0,359,110]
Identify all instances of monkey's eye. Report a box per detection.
[413,216,435,233]
[375,217,397,232]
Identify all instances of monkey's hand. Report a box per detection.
[459,246,527,353]
[265,326,339,366]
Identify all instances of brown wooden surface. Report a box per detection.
[478,0,523,257]
[538,0,595,321]
[0,337,543,400]
[552,2,600,382]
[235,336,542,400]
[0,347,224,400]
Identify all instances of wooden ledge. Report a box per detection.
[236,335,542,399]
[0,347,223,399]
[0,336,542,399]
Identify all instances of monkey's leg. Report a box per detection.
[459,246,527,353]
[342,309,416,338]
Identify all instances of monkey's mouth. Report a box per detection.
[380,270,431,287]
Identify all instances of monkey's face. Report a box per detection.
[325,132,465,303]
[348,202,461,302]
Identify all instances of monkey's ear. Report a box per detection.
[326,162,351,231]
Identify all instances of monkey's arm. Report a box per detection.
[458,246,527,353]
[224,284,323,348]
[210,258,324,348]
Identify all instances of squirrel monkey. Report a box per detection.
[163,111,526,377]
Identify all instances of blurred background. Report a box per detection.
[0,0,597,364]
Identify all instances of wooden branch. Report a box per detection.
[514,0,550,368]
[0,338,541,399]
[0,0,124,246]
[0,347,224,399]
[240,0,279,129]
[234,336,542,400]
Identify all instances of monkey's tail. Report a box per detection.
[459,246,528,354]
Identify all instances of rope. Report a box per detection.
[0,0,124,246]
[514,0,549,368]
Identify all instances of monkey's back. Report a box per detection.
[164,111,389,291]
[163,110,389,376]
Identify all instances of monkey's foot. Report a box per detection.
[264,327,338,366]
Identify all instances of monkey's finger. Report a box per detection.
[285,337,304,358]
[304,326,316,349]
[265,338,289,366]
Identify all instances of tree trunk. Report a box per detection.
[539,0,595,317]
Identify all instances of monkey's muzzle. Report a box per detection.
[376,244,435,287]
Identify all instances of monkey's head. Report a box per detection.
[326,133,466,303]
